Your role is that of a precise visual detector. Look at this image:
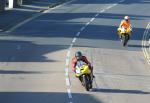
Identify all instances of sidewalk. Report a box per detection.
[0,0,69,32]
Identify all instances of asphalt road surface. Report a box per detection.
[0,0,150,103]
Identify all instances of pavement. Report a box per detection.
[0,0,150,103]
[0,0,68,32]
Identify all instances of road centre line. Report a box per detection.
[67,89,72,98]
[72,37,77,43]
[76,32,80,36]
[66,77,71,86]
[100,9,105,13]
[64,1,123,102]
[80,26,85,31]
[90,18,95,22]
[86,22,90,26]
[95,13,99,17]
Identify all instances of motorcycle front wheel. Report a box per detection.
[82,75,90,91]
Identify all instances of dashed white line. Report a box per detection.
[72,37,77,43]
[69,43,73,49]
[76,32,80,36]
[100,9,105,13]
[86,22,90,26]
[80,26,85,31]
[106,6,112,10]
[64,1,123,102]
[65,70,69,76]
[67,51,71,58]
[66,59,70,66]
[66,77,71,86]
[90,18,95,22]
[67,89,72,98]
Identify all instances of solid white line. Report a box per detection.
[49,0,76,11]
[67,89,72,98]
[76,32,80,36]
[6,13,42,33]
[6,0,76,33]
[66,77,70,86]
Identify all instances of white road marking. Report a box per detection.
[106,6,112,10]
[64,0,123,102]
[95,13,99,17]
[66,77,71,86]
[76,32,80,36]
[72,37,77,43]
[86,22,90,26]
[142,22,150,65]
[5,0,76,33]
[65,68,69,76]
[90,18,95,22]
[6,13,42,33]
[100,9,105,13]
[80,26,85,31]
[70,43,73,49]
[67,89,72,98]
[67,51,71,58]
[66,58,70,66]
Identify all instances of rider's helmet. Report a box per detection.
[75,51,82,60]
[124,16,129,21]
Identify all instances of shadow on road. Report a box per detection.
[0,40,66,62]
[92,88,150,94]
[0,0,150,62]
[0,70,42,74]
[0,92,104,103]
[73,0,150,4]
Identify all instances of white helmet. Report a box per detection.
[124,16,129,20]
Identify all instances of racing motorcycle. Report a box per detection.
[75,61,93,91]
[117,27,132,46]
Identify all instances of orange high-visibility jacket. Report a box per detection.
[120,20,131,29]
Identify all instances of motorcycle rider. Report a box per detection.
[71,51,94,82]
[118,16,132,40]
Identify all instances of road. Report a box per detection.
[0,0,150,103]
